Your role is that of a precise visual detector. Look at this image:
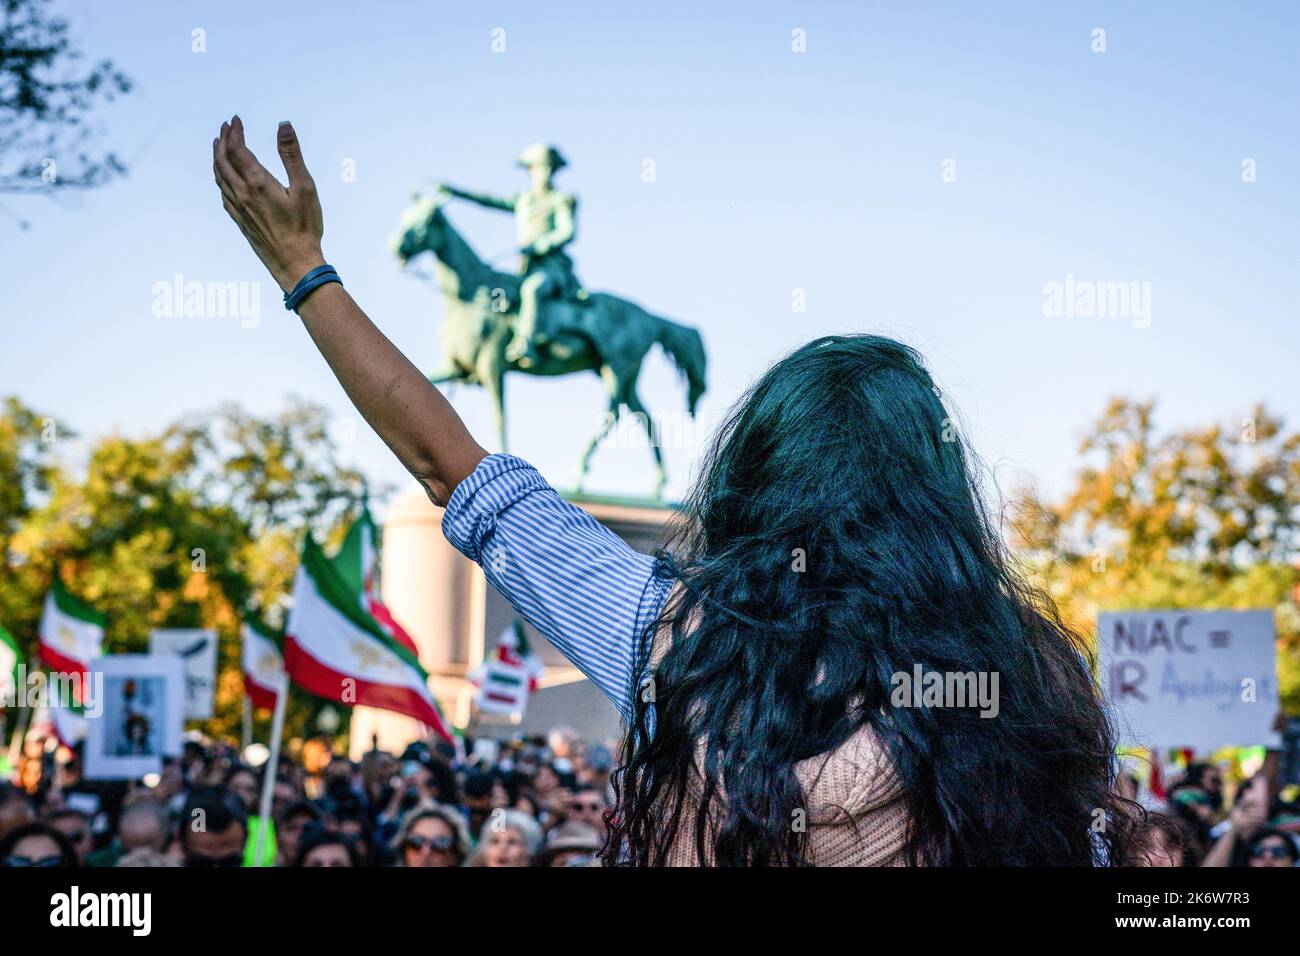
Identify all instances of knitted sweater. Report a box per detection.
[660,723,912,867]
[650,611,912,867]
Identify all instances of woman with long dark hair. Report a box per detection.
[211,118,1131,866]
[614,335,1127,866]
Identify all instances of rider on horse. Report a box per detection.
[439,143,585,366]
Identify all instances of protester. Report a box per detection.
[6,713,1298,871]
[294,827,363,867]
[578,744,614,801]
[85,797,171,866]
[45,807,93,865]
[1198,775,1266,867]
[180,787,248,867]
[121,799,171,852]
[332,809,375,863]
[275,800,323,867]
[1166,781,1217,858]
[565,785,609,837]
[392,803,471,868]
[532,821,602,867]
[207,120,1143,866]
[1245,828,1300,867]
[460,769,497,836]
[271,775,300,821]
[359,748,397,814]
[0,783,34,840]
[469,809,543,867]
[1185,763,1226,818]
[0,821,79,867]
[224,763,261,813]
[1128,812,1199,868]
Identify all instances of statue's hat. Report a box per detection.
[516,142,568,171]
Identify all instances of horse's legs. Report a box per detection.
[620,377,667,498]
[476,348,508,453]
[575,366,622,491]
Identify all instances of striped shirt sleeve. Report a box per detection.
[441,454,672,722]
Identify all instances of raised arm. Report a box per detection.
[211,119,670,718]
[212,117,486,505]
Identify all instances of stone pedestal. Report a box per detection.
[347,484,676,758]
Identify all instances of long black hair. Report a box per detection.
[605,334,1133,866]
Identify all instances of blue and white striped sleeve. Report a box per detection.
[441,454,672,722]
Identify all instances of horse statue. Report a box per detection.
[391,191,707,497]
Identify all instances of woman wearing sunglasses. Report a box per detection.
[0,822,79,868]
[1246,829,1299,868]
[392,805,470,868]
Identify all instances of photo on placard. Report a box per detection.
[83,655,185,780]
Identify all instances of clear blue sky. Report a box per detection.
[4,0,1297,516]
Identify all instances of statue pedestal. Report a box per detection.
[347,484,677,758]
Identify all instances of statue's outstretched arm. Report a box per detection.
[440,183,515,212]
[214,118,488,506]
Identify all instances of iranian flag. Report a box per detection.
[287,536,453,742]
[241,617,286,711]
[39,580,104,690]
[0,623,21,707]
[331,505,420,656]
[46,684,86,748]
[469,621,545,717]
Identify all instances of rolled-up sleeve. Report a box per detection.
[441,454,672,722]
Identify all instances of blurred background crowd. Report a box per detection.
[3,723,1299,867]
[1122,751,1300,868]
[0,727,614,868]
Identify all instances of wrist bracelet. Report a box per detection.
[284,264,342,312]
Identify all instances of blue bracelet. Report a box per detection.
[284,264,342,312]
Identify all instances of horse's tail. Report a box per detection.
[655,318,707,414]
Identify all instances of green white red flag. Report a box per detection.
[0,623,20,707]
[241,616,285,711]
[37,582,104,746]
[469,621,544,717]
[46,684,86,748]
[287,536,453,742]
[39,580,104,682]
[330,505,420,656]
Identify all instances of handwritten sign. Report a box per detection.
[1099,610,1279,751]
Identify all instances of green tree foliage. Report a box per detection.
[0,0,133,196]
[0,396,64,651]
[1011,398,1300,711]
[0,396,379,741]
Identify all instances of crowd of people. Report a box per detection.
[1125,761,1300,868]
[3,726,1298,867]
[0,727,614,868]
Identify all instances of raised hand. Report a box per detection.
[213,116,326,292]
[205,115,486,507]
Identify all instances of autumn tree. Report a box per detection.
[0,395,65,654]
[1011,398,1300,710]
[1,397,376,741]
